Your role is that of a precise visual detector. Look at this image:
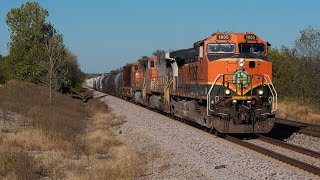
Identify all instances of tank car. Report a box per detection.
[86,66,132,98]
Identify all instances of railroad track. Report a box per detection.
[225,135,320,176]
[258,135,320,159]
[275,118,320,138]
[89,88,320,176]
[131,100,320,176]
[170,115,320,176]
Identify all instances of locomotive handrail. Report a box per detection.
[207,74,278,116]
[263,75,278,112]
[207,74,223,116]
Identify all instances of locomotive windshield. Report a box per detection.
[239,43,265,54]
[207,43,236,53]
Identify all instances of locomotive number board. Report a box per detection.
[217,34,230,40]
[244,35,257,40]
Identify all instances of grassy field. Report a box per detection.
[276,100,320,125]
[0,81,147,179]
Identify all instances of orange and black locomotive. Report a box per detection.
[87,32,277,134]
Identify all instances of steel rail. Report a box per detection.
[258,135,320,159]
[275,118,320,129]
[225,135,320,176]
[298,128,320,138]
[275,118,320,138]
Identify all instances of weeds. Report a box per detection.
[277,100,320,125]
[0,80,87,145]
[0,150,37,180]
[0,81,147,179]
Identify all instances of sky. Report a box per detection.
[0,0,320,73]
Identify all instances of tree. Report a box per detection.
[270,47,300,98]
[5,2,84,100]
[0,55,9,84]
[6,2,49,83]
[295,26,320,61]
[270,27,320,105]
[44,28,66,102]
[64,50,85,93]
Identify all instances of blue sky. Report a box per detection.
[0,0,319,73]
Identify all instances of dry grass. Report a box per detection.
[0,150,37,180]
[67,100,147,179]
[277,100,320,125]
[0,80,87,145]
[0,81,147,179]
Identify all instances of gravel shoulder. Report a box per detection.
[286,133,320,153]
[97,92,319,179]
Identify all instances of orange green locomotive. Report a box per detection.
[87,32,277,134]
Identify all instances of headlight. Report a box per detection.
[258,89,264,95]
[238,58,245,68]
[225,89,231,95]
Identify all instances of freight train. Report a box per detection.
[85,32,277,134]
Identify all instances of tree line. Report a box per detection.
[0,2,85,101]
[270,26,320,106]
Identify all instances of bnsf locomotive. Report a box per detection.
[86,32,277,134]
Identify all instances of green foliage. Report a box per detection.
[65,50,85,93]
[0,55,9,84]
[0,153,16,175]
[6,2,49,83]
[270,26,320,105]
[5,2,84,94]
[295,26,320,61]
[0,151,36,179]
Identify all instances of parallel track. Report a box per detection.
[275,118,320,138]
[258,135,320,159]
[89,88,320,176]
[225,135,320,176]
